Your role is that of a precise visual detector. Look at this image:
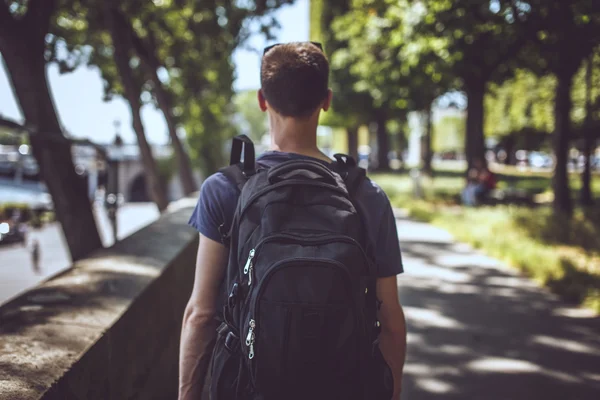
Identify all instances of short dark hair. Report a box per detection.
[260,42,329,118]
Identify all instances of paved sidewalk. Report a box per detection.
[395,215,600,400]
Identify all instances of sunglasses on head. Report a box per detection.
[262,41,323,56]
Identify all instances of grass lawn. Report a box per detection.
[371,168,600,314]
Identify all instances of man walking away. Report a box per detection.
[31,239,40,274]
[179,42,407,400]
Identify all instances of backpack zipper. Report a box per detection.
[243,249,256,285]
[244,257,359,383]
[245,318,256,359]
[241,232,371,284]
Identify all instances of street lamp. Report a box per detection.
[105,120,123,243]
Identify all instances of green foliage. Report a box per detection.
[156,153,177,183]
[310,0,371,129]
[373,172,600,313]
[0,203,33,221]
[49,0,295,176]
[433,114,465,152]
[0,128,23,146]
[525,1,600,77]
[401,0,537,86]
[513,207,600,252]
[485,69,556,137]
[233,90,267,142]
[0,202,54,227]
[40,211,56,224]
[309,0,325,44]
[571,47,600,127]
[435,207,599,312]
[330,0,450,113]
[485,46,600,139]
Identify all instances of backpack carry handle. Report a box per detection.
[229,134,256,176]
[333,153,357,167]
[268,159,337,185]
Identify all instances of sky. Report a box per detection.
[0,0,309,146]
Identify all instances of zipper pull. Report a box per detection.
[243,249,255,275]
[248,262,254,285]
[246,319,256,359]
[245,318,255,346]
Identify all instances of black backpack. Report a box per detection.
[208,135,393,400]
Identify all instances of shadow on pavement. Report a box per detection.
[397,236,600,400]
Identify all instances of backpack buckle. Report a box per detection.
[224,331,239,352]
[218,223,231,247]
[228,283,239,309]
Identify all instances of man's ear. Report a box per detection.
[258,89,268,112]
[322,89,333,112]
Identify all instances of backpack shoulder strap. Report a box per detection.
[333,153,366,197]
[219,134,257,192]
[220,165,248,193]
[333,153,378,278]
[217,135,258,246]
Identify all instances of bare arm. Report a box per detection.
[178,234,228,400]
[376,275,407,400]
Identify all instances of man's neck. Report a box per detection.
[268,113,330,162]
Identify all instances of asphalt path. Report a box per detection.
[395,214,600,400]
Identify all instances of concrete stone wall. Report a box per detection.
[0,198,199,400]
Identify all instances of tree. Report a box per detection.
[580,49,599,206]
[330,2,403,171]
[102,1,169,211]
[433,114,465,154]
[48,0,170,210]
[149,0,295,174]
[529,0,600,216]
[233,90,268,142]
[405,0,539,170]
[0,125,23,145]
[330,0,453,172]
[54,0,295,184]
[485,69,556,139]
[114,9,197,196]
[310,0,372,161]
[0,0,102,261]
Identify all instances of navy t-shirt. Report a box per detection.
[188,151,404,277]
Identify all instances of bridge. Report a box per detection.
[0,141,190,206]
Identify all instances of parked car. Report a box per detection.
[0,220,27,245]
[591,156,600,171]
[528,152,553,169]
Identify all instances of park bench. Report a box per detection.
[482,187,537,206]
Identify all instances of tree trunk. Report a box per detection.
[118,13,197,196]
[1,22,102,261]
[151,76,197,196]
[396,117,407,165]
[553,68,575,217]
[346,125,359,161]
[581,54,594,207]
[104,4,169,211]
[465,79,487,170]
[375,109,390,171]
[504,134,516,165]
[200,138,223,176]
[421,102,434,176]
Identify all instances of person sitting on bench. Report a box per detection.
[462,159,497,206]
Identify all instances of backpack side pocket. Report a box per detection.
[209,323,242,400]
